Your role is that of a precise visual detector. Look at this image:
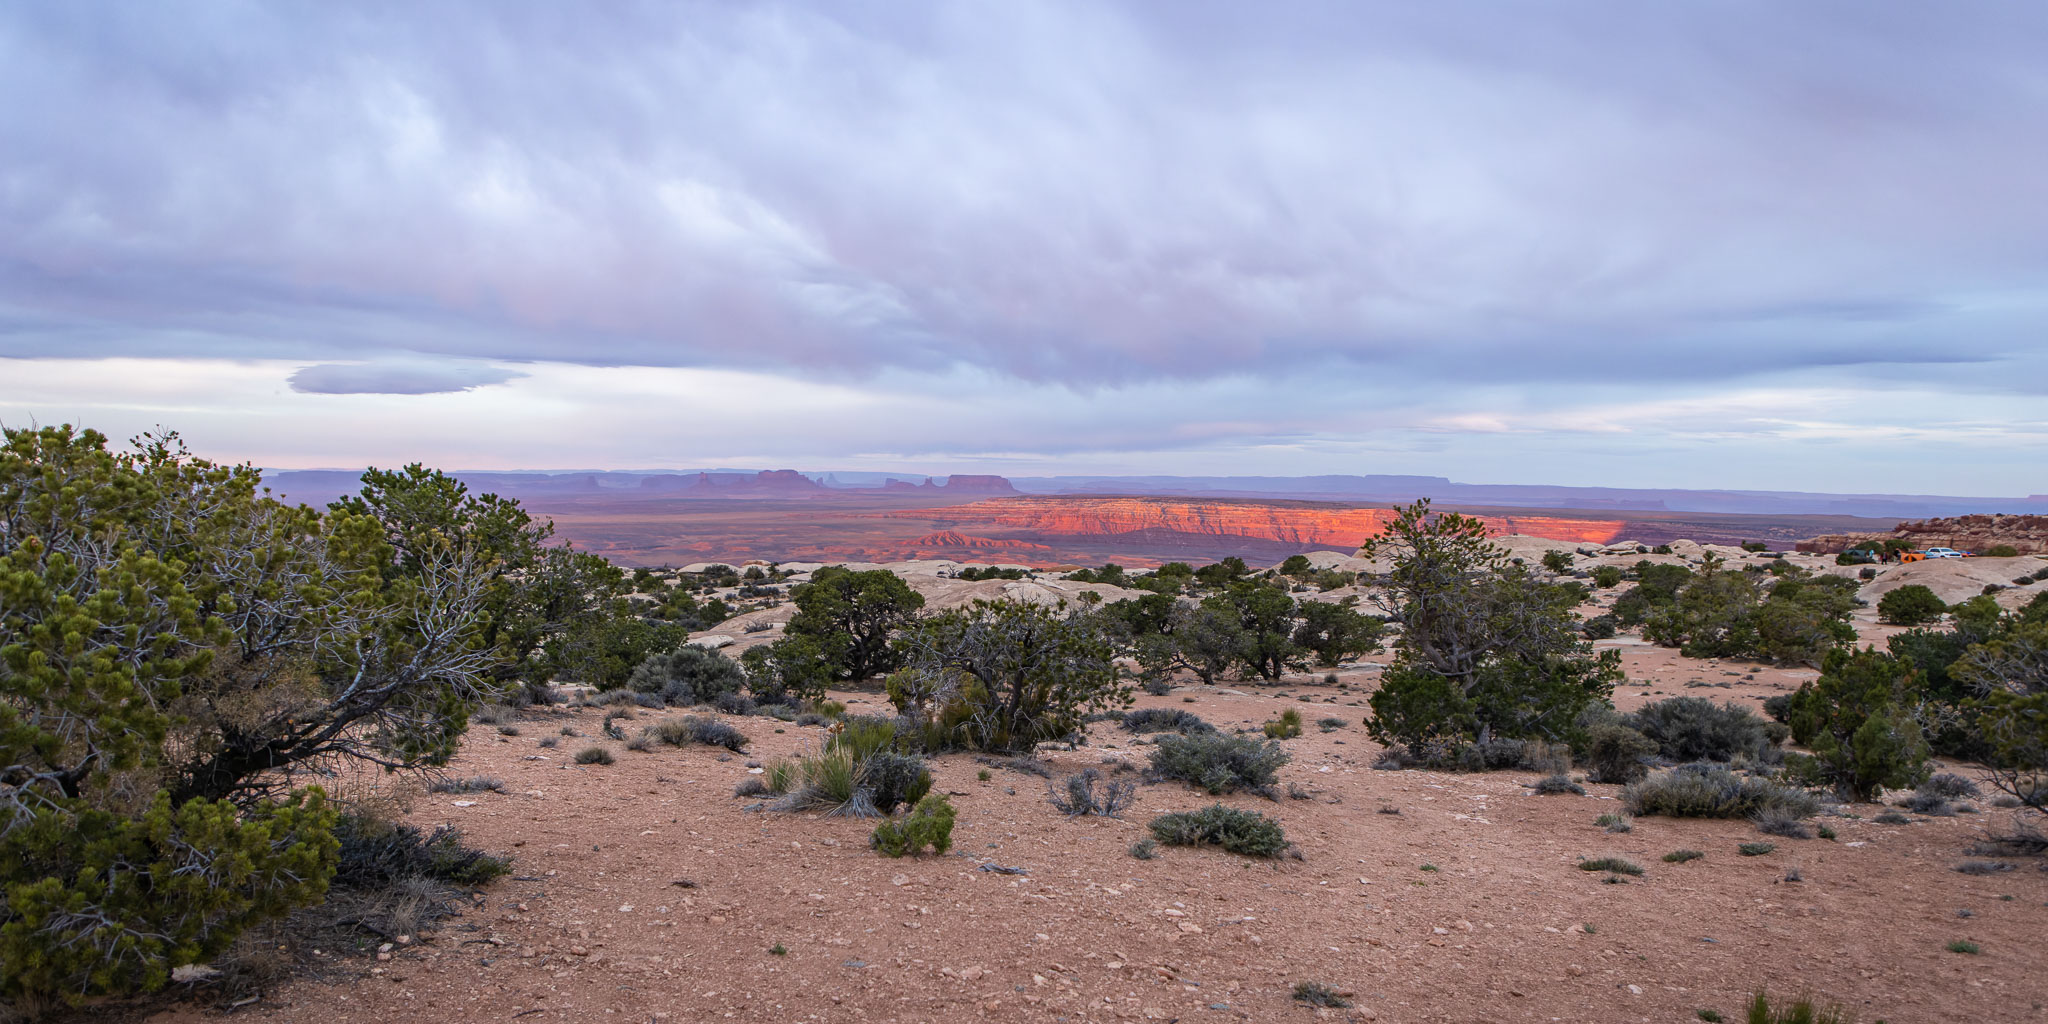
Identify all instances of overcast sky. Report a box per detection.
[3,2,2046,491]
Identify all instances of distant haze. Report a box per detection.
[3,4,2046,492]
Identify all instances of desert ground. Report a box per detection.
[152,545,2048,1024]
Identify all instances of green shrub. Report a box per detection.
[1578,856,1644,875]
[1785,648,1931,800]
[870,794,956,857]
[575,746,615,765]
[625,645,748,704]
[1877,585,1947,626]
[1984,545,2021,558]
[1532,773,1586,795]
[1663,848,1705,863]
[859,752,934,814]
[331,812,509,888]
[1263,708,1304,739]
[1149,733,1291,794]
[1542,550,1575,573]
[1596,812,1633,832]
[1582,614,1618,640]
[1128,838,1159,860]
[638,715,749,752]
[1148,804,1291,858]
[827,714,905,761]
[1947,939,1980,954]
[1364,667,1478,750]
[1317,716,1348,731]
[1584,723,1659,784]
[1623,765,1819,820]
[1121,707,1216,734]
[1743,991,1857,1024]
[1292,981,1351,1008]
[1738,842,1775,856]
[1592,566,1624,589]
[1626,697,1775,763]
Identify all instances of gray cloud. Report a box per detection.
[289,360,525,395]
[2,1,2046,480]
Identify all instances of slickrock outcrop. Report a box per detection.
[1798,513,2048,555]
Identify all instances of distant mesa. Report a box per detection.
[882,475,1020,495]
[634,470,826,497]
[909,530,1051,550]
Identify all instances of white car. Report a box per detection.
[1922,547,1970,558]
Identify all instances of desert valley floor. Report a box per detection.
[149,555,2046,1024]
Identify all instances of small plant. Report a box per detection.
[1946,939,1980,954]
[1128,837,1158,860]
[1623,765,1818,820]
[1752,806,1815,839]
[1953,860,2015,876]
[769,943,788,956]
[1531,773,1586,796]
[1738,842,1775,856]
[575,746,615,765]
[1578,856,1644,876]
[638,715,750,752]
[1663,849,1705,863]
[1148,804,1291,858]
[1816,823,1836,840]
[1782,867,1803,882]
[1047,769,1135,817]
[1291,981,1351,1008]
[1873,810,1912,824]
[1317,717,1348,732]
[1143,678,1173,696]
[1697,1009,1724,1023]
[977,768,993,782]
[1596,813,1633,833]
[1263,708,1304,739]
[1149,733,1291,795]
[1742,991,1857,1024]
[871,794,956,857]
[1121,707,1216,735]
[427,775,505,794]
[1419,863,1439,872]
[496,724,522,737]
[537,735,558,748]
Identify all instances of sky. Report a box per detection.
[3,2,2046,492]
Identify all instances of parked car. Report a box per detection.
[1923,547,1971,558]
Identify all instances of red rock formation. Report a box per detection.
[1798,514,2048,555]
[881,497,1625,550]
[908,530,1051,550]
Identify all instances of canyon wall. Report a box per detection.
[880,497,1628,550]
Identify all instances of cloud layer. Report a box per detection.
[2,3,2044,487]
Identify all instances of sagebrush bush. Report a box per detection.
[1121,707,1216,734]
[1919,773,1980,799]
[1752,806,1815,839]
[859,752,934,815]
[1292,981,1351,1008]
[1623,765,1819,820]
[1584,723,1659,784]
[1578,856,1644,876]
[1626,697,1776,763]
[575,746,615,765]
[871,794,956,857]
[1047,769,1135,817]
[1532,773,1586,795]
[1149,733,1291,794]
[638,715,749,752]
[1148,804,1291,858]
[625,645,748,705]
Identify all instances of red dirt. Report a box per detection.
[171,613,2046,1024]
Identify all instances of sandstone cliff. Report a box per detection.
[881,497,1626,551]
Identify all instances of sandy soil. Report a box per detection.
[144,553,2048,1024]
